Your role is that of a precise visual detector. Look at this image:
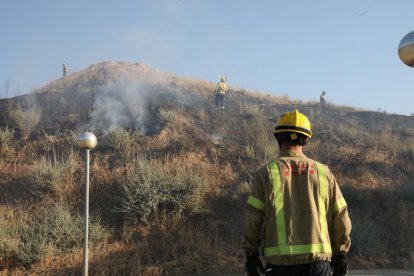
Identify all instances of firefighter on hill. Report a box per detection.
[320,91,327,108]
[62,63,68,77]
[214,76,228,114]
[243,110,352,276]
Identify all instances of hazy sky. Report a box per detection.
[1,0,413,115]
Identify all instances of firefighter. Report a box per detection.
[214,76,228,114]
[320,91,327,108]
[62,63,68,77]
[242,110,351,276]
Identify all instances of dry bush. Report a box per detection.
[406,141,414,159]
[0,126,15,157]
[161,152,237,196]
[0,126,14,148]
[25,152,78,198]
[105,126,140,161]
[38,130,63,154]
[8,106,42,137]
[240,102,276,162]
[158,108,178,124]
[245,144,255,159]
[194,105,209,129]
[349,212,387,257]
[0,208,21,266]
[114,158,207,225]
[0,204,109,266]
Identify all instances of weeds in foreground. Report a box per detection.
[0,204,108,266]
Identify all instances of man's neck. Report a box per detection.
[280,144,303,152]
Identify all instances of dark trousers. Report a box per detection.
[215,93,224,109]
[265,261,331,276]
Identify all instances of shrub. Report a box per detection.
[0,215,20,263]
[105,126,139,159]
[240,102,275,161]
[245,145,255,159]
[0,126,14,148]
[0,126,15,157]
[349,212,387,257]
[115,158,207,224]
[159,108,178,124]
[406,141,414,159]
[0,204,108,266]
[9,106,42,137]
[195,106,209,129]
[242,102,262,119]
[26,152,78,198]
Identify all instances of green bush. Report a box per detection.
[0,204,109,265]
[115,158,207,224]
[26,153,78,198]
[0,216,20,262]
[105,126,139,160]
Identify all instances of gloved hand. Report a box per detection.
[245,254,265,276]
[331,254,350,276]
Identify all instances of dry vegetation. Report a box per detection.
[0,61,413,275]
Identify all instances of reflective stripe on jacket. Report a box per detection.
[242,150,351,265]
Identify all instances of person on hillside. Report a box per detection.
[214,76,228,114]
[62,63,68,77]
[320,91,327,108]
[242,109,352,276]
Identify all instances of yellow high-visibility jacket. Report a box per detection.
[242,150,351,265]
[215,81,227,94]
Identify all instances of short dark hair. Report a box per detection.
[274,132,308,148]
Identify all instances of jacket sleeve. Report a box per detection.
[328,170,352,255]
[242,169,265,255]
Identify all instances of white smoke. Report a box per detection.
[89,80,150,134]
[87,64,210,135]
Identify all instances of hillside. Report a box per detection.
[0,61,413,275]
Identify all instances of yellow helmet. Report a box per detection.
[274,110,312,139]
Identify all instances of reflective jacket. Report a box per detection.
[215,81,227,94]
[242,150,351,265]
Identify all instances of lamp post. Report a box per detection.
[398,31,414,67]
[78,132,97,276]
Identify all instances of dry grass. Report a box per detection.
[8,106,41,137]
[0,61,413,274]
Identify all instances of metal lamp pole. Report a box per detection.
[78,132,97,276]
[398,31,414,265]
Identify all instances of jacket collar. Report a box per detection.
[278,149,307,158]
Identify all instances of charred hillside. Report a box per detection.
[0,61,413,274]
